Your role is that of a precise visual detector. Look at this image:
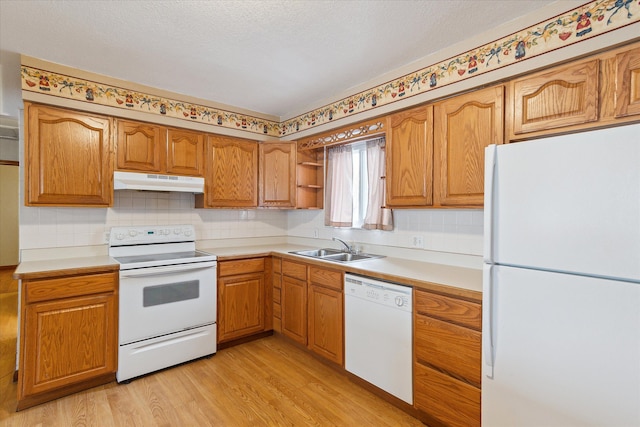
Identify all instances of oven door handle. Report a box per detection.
[120,261,217,278]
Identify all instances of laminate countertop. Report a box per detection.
[13,256,119,280]
[12,245,482,302]
[203,244,482,302]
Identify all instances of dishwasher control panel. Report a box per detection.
[345,274,412,311]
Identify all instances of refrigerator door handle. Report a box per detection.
[484,144,497,264]
[483,263,495,378]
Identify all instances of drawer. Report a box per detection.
[415,314,481,387]
[309,266,343,291]
[273,287,281,304]
[282,260,307,281]
[414,363,480,427]
[415,290,481,330]
[219,258,265,277]
[273,257,282,274]
[273,302,281,319]
[25,272,117,303]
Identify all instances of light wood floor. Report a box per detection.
[0,269,424,426]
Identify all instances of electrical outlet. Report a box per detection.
[412,235,424,248]
[313,228,319,238]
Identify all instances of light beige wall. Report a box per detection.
[0,164,19,266]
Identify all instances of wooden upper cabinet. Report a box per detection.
[25,102,113,207]
[116,120,204,177]
[259,142,296,208]
[615,46,640,118]
[167,128,205,176]
[116,119,166,172]
[511,59,599,135]
[199,135,258,208]
[386,105,433,207]
[434,85,504,207]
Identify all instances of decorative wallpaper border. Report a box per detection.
[21,0,640,139]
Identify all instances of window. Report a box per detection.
[325,137,393,230]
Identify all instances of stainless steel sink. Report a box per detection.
[321,252,382,262]
[288,248,384,263]
[289,248,343,257]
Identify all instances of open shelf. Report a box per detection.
[296,148,324,209]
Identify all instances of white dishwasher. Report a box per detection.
[344,273,413,404]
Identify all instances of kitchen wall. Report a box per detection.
[19,188,482,259]
[288,209,483,257]
[0,164,19,266]
[19,191,289,250]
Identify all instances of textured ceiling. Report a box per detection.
[0,0,560,119]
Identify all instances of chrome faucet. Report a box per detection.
[333,237,352,253]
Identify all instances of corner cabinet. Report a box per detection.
[18,270,118,410]
[386,105,433,207]
[414,289,482,427]
[217,257,272,343]
[258,142,296,208]
[25,102,113,207]
[196,135,258,208]
[434,85,504,207]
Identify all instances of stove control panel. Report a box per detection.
[109,225,196,245]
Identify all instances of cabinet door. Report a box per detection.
[167,128,205,176]
[434,85,504,207]
[25,103,113,206]
[511,59,599,135]
[281,275,307,345]
[116,119,166,172]
[205,136,258,207]
[218,272,265,342]
[21,292,116,398]
[308,284,343,365]
[386,105,433,207]
[259,142,296,207]
[615,46,640,118]
[414,363,480,427]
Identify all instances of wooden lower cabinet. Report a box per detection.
[307,266,343,365]
[217,257,272,343]
[281,274,307,345]
[413,289,482,427]
[414,363,481,427]
[18,271,118,410]
[280,260,344,365]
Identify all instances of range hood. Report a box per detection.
[113,171,204,193]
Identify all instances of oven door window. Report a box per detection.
[143,280,200,307]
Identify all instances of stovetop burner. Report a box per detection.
[108,225,216,269]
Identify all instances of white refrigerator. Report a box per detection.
[482,124,640,426]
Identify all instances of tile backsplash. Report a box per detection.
[20,189,483,257]
[19,191,289,250]
[287,209,484,256]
